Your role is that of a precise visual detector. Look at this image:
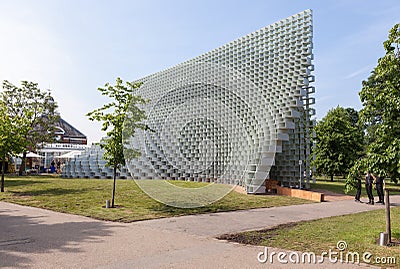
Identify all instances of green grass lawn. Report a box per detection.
[217,178,400,267]
[311,180,351,194]
[219,208,400,267]
[0,176,311,222]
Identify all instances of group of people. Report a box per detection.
[50,159,63,174]
[355,171,385,205]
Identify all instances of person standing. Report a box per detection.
[50,159,56,173]
[365,171,374,205]
[374,174,385,205]
[355,177,362,202]
[56,160,61,174]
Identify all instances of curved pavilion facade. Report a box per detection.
[126,10,315,193]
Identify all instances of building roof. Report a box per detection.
[56,118,87,139]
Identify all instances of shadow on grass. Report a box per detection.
[149,201,233,217]
[10,188,90,197]
[0,208,119,268]
[149,203,199,215]
[3,179,47,188]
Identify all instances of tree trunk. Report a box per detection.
[330,174,334,182]
[1,156,5,192]
[111,163,117,208]
[19,152,27,176]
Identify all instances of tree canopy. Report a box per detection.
[313,106,364,181]
[346,23,400,191]
[1,80,59,174]
[0,101,25,191]
[358,23,399,180]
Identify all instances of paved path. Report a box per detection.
[314,189,355,202]
[1,196,399,269]
[137,198,399,237]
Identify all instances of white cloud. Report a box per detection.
[344,65,373,80]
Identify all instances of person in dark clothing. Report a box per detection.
[50,159,56,173]
[374,175,385,205]
[355,177,362,202]
[365,171,374,205]
[56,160,61,174]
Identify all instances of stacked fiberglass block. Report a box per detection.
[126,10,315,193]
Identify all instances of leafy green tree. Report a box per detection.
[345,158,367,193]
[1,80,59,175]
[345,107,359,127]
[0,101,25,192]
[357,23,400,181]
[87,78,148,208]
[313,106,364,181]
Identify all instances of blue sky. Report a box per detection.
[1,0,399,143]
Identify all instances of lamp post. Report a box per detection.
[299,159,302,189]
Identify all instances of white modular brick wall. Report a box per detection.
[126,10,314,193]
[62,144,132,179]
